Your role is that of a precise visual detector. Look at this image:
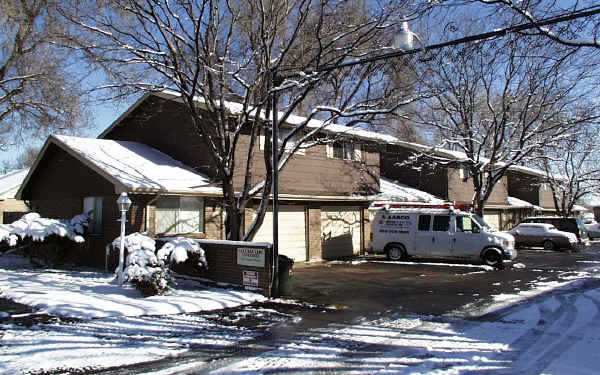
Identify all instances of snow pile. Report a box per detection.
[157,237,207,266]
[0,212,88,246]
[113,233,207,296]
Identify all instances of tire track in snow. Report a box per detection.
[517,292,600,375]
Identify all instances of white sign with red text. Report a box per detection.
[237,247,265,267]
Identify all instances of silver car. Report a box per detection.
[508,223,579,251]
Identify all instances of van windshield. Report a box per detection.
[472,215,495,232]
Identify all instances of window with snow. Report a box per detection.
[83,196,103,234]
[328,141,361,162]
[155,196,204,235]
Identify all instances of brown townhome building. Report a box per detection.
[17,91,561,268]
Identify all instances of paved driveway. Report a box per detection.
[290,243,600,319]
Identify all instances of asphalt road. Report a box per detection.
[289,242,600,324]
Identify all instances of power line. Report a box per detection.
[319,6,600,72]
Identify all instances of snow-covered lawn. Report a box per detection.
[0,254,268,374]
[0,254,265,319]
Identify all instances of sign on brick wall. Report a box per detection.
[242,270,259,287]
[237,247,265,267]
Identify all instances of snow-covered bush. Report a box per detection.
[114,233,207,296]
[0,213,89,266]
[0,212,88,246]
[157,237,207,268]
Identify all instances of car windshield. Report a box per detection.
[472,215,495,232]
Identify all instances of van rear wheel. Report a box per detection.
[387,245,406,261]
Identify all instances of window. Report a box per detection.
[432,215,450,232]
[418,215,431,231]
[83,196,103,234]
[155,196,204,234]
[459,167,471,181]
[456,216,473,232]
[328,141,361,161]
[259,128,305,155]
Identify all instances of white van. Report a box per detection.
[368,202,517,268]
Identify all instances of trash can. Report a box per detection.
[277,255,294,297]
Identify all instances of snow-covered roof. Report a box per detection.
[378,177,445,203]
[507,196,542,210]
[20,135,220,197]
[100,90,553,179]
[0,169,29,198]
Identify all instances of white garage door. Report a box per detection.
[483,212,500,231]
[252,205,307,262]
[321,206,361,259]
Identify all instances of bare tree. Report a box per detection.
[0,0,89,150]
[406,21,599,216]
[536,125,600,217]
[62,0,430,240]
[472,0,600,49]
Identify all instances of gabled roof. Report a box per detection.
[18,135,220,198]
[378,177,445,203]
[0,168,29,198]
[99,90,553,179]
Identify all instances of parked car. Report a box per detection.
[585,222,600,240]
[520,216,587,242]
[508,223,579,251]
[368,203,516,268]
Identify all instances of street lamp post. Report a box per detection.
[116,192,132,281]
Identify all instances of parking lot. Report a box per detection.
[290,242,600,320]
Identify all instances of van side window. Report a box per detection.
[456,216,473,232]
[433,216,450,231]
[418,215,431,231]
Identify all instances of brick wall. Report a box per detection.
[169,239,275,296]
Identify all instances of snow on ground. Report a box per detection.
[210,274,600,375]
[0,254,265,319]
[2,252,600,374]
[0,254,269,374]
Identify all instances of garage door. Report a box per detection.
[321,206,361,259]
[252,205,307,262]
[483,212,500,231]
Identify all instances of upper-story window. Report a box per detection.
[259,128,305,155]
[459,166,471,181]
[327,141,361,162]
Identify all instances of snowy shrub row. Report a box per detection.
[113,233,207,296]
[0,212,89,247]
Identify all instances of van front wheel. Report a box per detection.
[482,248,504,269]
[387,245,406,261]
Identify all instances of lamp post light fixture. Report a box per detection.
[116,192,132,281]
[394,21,414,50]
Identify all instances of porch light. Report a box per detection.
[116,192,132,281]
[117,192,132,213]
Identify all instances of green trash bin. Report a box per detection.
[277,255,294,297]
